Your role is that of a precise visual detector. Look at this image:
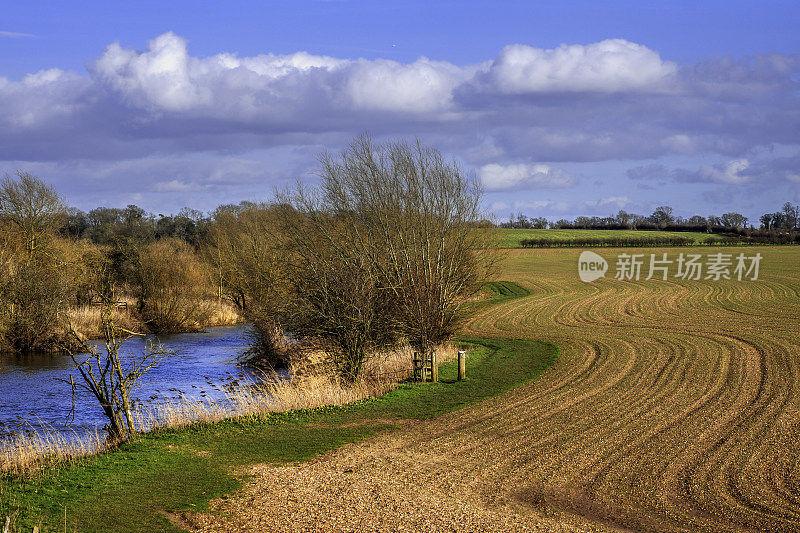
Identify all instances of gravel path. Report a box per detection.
[184,421,607,532]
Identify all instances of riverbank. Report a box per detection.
[1,282,542,530]
[0,299,244,356]
[0,335,557,531]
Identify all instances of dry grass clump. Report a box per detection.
[66,303,141,339]
[65,298,241,341]
[289,341,458,381]
[0,429,103,477]
[196,299,242,328]
[144,375,383,431]
[362,342,459,379]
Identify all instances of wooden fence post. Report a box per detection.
[431,350,438,382]
[458,350,466,380]
[423,353,430,382]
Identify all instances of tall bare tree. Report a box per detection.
[305,134,496,368]
[205,204,288,313]
[278,191,397,381]
[782,202,798,230]
[204,204,290,363]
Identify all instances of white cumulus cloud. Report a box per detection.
[0,30,798,214]
[0,68,88,128]
[698,159,751,184]
[91,32,466,116]
[479,163,576,191]
[482,39,677,94]
[346,58,471,112]
[94,32,208,111]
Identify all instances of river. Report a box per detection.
[0,324,263,439]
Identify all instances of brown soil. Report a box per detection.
[184,248,800,532]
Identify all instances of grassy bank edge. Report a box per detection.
[1,281,551,532]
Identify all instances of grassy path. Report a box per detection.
[1,285,555,532]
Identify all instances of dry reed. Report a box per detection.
[144,342,457,430]
[196,299,242,328]
[0,427,103,478]
[65,303,140,339]
[64,298,241,341]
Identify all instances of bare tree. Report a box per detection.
[204,204,290,364]
[315,134,496,364]
[720,212,748,229]
[0,253,68,352]
[782,202,798,230]
[64,270,172,441]
[0,172,69,352]
[205,204,288,314]
[135,238,213,333]
[649,206,674,228]
[0,171,65,257]
[278,190,397,381]
[211,136,495,380]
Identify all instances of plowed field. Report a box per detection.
[196,246,800,532]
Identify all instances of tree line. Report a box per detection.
[521,236,697,248]
[0,136,494,387]
[502,204,800,232]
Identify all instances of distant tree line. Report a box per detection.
[759,203,799,232]
[503,203,800,236]
[501,205,754,231]
[61,204,209,247]
[521,236,697,248]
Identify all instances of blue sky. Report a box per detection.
[1,1,798,223]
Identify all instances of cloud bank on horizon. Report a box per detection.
[1,32,798,219]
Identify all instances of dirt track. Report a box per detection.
[191,247,800,532]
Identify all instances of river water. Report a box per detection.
[0,325,262,439]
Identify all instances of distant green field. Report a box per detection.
[497,228,716,248]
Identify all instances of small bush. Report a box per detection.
[135,239,214,333]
